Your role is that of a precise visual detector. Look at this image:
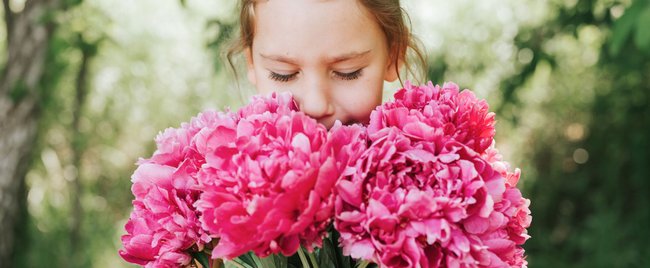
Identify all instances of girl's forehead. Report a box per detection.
[252,0,384,57]
[253,0,374,30]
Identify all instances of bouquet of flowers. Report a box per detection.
[119,82,531,268]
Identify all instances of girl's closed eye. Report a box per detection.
[334,69,363,81]
[268,69,364,83]
[269,71,298,82]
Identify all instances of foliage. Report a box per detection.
[11,1,235,267]
[217,230,364,268]
[496,0,650,267]
[609,0,650,55]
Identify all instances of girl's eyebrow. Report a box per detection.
[259,53,299,65]
[259,50,372,64]
[327,50,371,63]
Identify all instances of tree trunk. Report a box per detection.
[0,0,62,265]
[69,36,96,265]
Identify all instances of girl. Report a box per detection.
[227,0,426,128]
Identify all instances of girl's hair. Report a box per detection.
[225,0,427,84]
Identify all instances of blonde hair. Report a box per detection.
[225,0,427,84]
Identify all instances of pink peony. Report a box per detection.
[477,145,532,267]
[335,81,530,268]
[369,81,496,154]
[120,202,199,268]
[236,89,298,118]
[335,125,507,268]
[194,93,366,259]
[120,122,212,267]
[120,81,531,268]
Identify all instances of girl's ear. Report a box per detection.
[384,57,403,82]
[245,48,257,85]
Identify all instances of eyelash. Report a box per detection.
[268,69,363,82]
[269,72,297,82]
[335,69,363,80]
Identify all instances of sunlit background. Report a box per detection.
[1,0,649,267]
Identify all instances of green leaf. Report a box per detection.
[234,253,288,268]
[190,252,210,268]
[329,229,353,268]
[609,1,644,56]
[230,258,255,268]
[238,253,258,267]
[271,254,289,268]
[257,255,273,268]
[634,7,650,51]
[257,254,288,268]
[318,237,337,268]
[355,260,371,268]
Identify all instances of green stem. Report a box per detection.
[226,258,250,268]
[250,254,264,268]
[307,249,319,268]
[357,260,370,268]
[297,247,311,268]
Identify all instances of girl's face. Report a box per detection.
[246,0,399,128]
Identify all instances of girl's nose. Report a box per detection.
[295,75,335,120]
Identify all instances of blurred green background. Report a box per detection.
[0,0,648,267]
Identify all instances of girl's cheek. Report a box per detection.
[341,87,382,119]
[255,78,280,95]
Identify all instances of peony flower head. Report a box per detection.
[237,91,298,118]
[478,144,532,267]
[335,125,507,268]
[194,92,366,259]
[120,161,211,267]
[369,81,496,154]
[120,110,220,267]
[336,82,530,267]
